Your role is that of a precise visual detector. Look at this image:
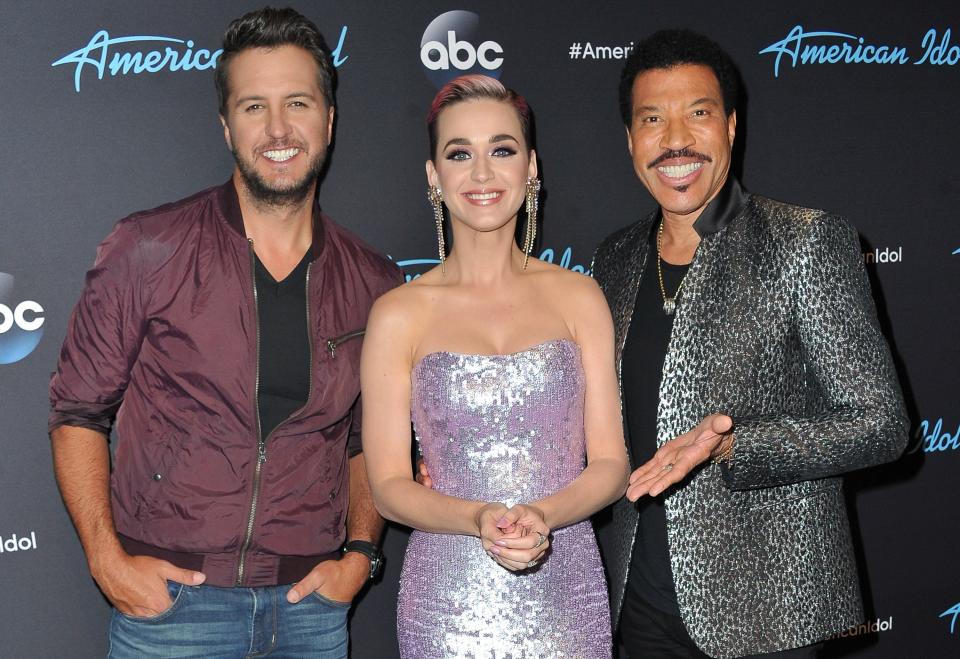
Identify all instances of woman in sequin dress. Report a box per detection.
[361,75,629,658]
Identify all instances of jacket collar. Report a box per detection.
[609,177,749,364]
[691,175,749,238]
[216,178,326,261]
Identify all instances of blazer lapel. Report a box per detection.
[611,213,657,366]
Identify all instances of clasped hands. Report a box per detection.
[475,502,551,572]
[416,461,550,571]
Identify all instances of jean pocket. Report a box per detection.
[118,581,185,622]
[310,591,352,609]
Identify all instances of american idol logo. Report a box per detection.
[0,273,45,365]
[759,26,959,77]
[391,246,590,282]
[52,31,221,92]
[52,26,349,92]
[420,11,504,87]
[941,601,960,634]
[909,418,960,454]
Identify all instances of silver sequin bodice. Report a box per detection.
[397,339,611,659]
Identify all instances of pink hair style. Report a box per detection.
[426,74,532,157]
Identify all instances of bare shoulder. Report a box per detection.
[367,279,433,342]
[529,260,605,311]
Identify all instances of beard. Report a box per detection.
[232,144,327,208]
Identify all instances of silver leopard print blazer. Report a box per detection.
[592,194,909,658]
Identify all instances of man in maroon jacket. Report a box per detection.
[48,8,400,657]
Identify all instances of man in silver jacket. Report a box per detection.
[592,29,909,658]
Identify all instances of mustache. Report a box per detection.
[647,148,712,169]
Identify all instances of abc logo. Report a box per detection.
[420,34,504,72]
[0,273,45,365]
[0,301,44,333]
[420,11,503,87]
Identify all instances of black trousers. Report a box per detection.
[620,591,822,659]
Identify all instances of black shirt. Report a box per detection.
[255,251,312,442]
[622,228,689,615]
[621,177,749,617]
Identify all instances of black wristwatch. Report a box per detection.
[342,540,384,581]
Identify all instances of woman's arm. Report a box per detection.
[526,275,630,530]
[361,290,489,536]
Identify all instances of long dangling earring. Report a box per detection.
[522,176,541,270]
[428,186,446,274]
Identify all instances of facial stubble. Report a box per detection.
[233,145,327,208]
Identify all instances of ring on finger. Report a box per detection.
[534,531,547,548]
[526,559,538,568]
[661,463,674,472]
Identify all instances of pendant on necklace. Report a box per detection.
[663,298,676,316]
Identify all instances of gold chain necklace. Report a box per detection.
[656,221,689,316]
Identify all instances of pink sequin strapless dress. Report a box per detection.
[397,339,611,658]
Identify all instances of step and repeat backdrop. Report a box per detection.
[1,1,957,657]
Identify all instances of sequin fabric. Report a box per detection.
[398,339,611,659]
[592,195,908,658]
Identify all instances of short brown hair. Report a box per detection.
[215,6,336,115]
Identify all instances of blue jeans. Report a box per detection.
[108,582,349,658]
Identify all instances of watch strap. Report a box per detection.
[342,540,383,580]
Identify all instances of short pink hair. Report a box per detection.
[426,74,532,158]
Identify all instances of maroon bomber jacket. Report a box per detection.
[50,180,402,587]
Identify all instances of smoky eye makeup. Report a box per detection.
[444,148,471,161]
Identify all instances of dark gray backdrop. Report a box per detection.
[0,1,957,657]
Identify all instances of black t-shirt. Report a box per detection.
[618,177,748,623]
[254,251,312,442]
[621,227,690,616]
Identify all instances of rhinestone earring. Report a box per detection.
[522,177,541,270]
[427,186,446,274]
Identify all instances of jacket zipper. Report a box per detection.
[303,264,314,408]
[236,253,315,585]
[237,239,263,585]
[327,329,365,359]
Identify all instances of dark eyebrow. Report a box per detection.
[442,137,471,150]
[234,91,317,106]
[690,97,720,108]
[442,134,520,151]
[634,98,720,115]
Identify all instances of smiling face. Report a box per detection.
[220,45,334,207]
[426,98,536,236]
[626,63,736,222]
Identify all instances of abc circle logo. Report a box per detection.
[420,10,504,87]
[0,273,45,365]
